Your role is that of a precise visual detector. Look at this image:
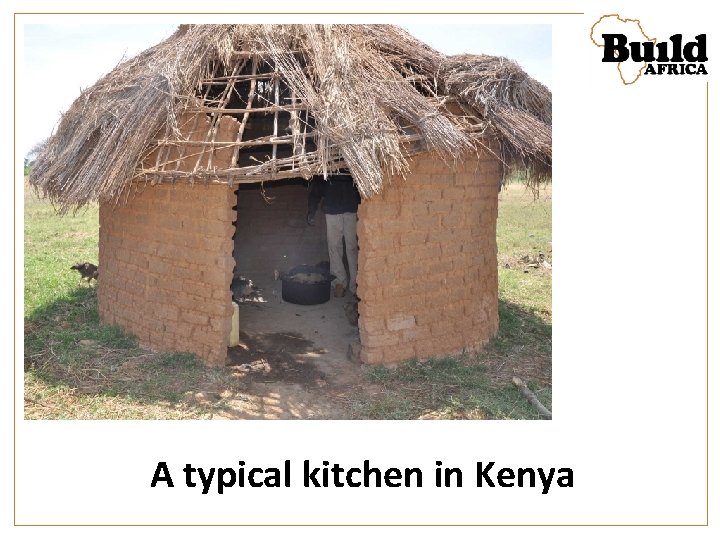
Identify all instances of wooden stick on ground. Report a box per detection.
[512,377,552,420]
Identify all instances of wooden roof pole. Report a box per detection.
[168,75,218,182]
[202,60,246,173]
[271,73,280,174]
[231,56,259,168]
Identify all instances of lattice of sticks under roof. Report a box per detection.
[137,30,476,192]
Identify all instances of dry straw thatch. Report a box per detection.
[30,24,551,212]
[439,54,552,181]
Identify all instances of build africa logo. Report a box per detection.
[591,14,708,85]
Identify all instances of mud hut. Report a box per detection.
[30,24,551,365]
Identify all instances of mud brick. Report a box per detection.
[153,303,179,321]
[442,303,465,321]
[181,309,210,326]
[435,185,456,199]
[382,219,411,234]
[419,246,446,264]
[442,212,465,228]
[430,319,455,337]
[362,332,400,348]
[400,201,430,217]
[148,258,172,276]
[428,199,453,214]
[399,231,428,247]
[413,188,444,203]
[400,326,425,342]
[359,348,385,364]
[386,314,416,332]
[441,243,462,257]
[427,259,452,275]
[382,344,416,364]
[414,310,443,326]
[387,295,424,312]
[384,251,414,268]
[375,272,396,286]
[363,201,401,219]
[206,348,227,366]
[359,317,387,334]
[455,172,478,186]
[364,235,397,251]
[414,339,444,360]
[399,265,424,280]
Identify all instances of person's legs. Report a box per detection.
[325,213,347,294]
[343,212,358,295]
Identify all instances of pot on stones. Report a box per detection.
[280,264,334,305]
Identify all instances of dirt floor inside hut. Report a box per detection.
[222,279,365,419]
[24,180,552,420]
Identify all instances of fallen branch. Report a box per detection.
[512,377,552,420]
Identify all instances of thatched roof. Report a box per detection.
[30,24,551,212]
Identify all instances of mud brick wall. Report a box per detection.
[98,184,235,365]
[234,181,328,279]
[356,150,501,364]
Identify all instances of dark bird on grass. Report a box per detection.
[70,262,98,282]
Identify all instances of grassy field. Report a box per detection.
[23,180,551,420]
[24,186,225,419]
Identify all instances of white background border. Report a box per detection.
[5,0,717,536]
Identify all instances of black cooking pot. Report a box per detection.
[280,265,333,305]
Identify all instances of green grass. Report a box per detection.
[24,190,98,317]
[497,182,552,318]
[357,358,552,420]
